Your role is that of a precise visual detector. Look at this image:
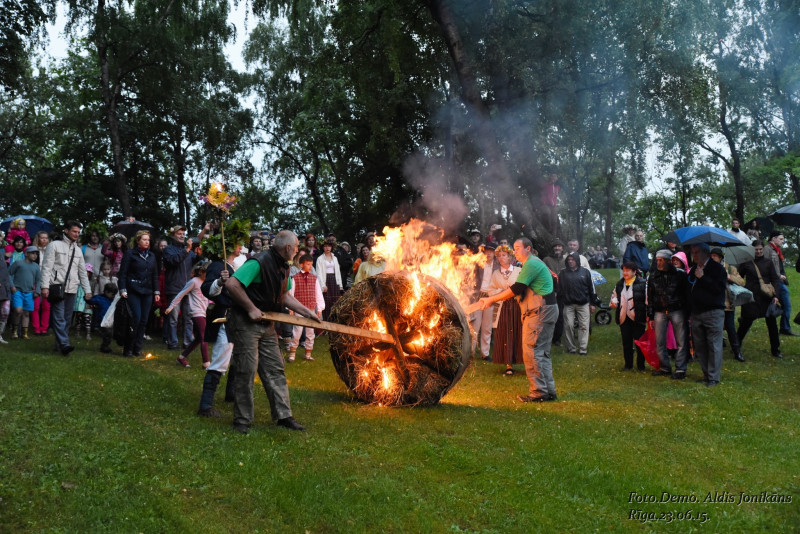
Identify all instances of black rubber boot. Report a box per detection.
[198,370,222,417]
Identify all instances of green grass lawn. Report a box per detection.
[1,268,798,533]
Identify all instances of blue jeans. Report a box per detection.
[125,293,153,354]
[777,282,792,332]
[653,310,688,373]
[522,304,558,398]
[165,294,194,348]
[51,293,77,351]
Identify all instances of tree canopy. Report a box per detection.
[1,0,798,248]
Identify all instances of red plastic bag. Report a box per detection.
[634,327,660,370]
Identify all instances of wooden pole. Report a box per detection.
[213,311,395,345]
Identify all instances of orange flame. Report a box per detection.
[370,219,485,311]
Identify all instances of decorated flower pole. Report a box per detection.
[200,182,238,271]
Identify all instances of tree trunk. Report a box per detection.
[603,159,615,249]
[96,0,132,217]
[427,0,550,240]
[173,130,187,226]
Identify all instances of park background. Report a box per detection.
[1,267,798,532]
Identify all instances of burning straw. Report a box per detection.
[328,271,471,407]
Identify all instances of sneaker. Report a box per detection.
[276,416,306,431]
[671,370,686,380]
[197,406,223,418]
[202,361,210,369]
[143,334,152,340]
[177,356,191,367]
[288,353,295,362]
[304,355,315,361]
[578,351,587,356]
[0,336,7,344]
[651,370,671,377]
[706,380,719,387]
[232,424,249,434]
[61,345,75,356]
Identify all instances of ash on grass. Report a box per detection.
[328,271,471,406]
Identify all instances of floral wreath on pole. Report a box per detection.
[200,182,239,271]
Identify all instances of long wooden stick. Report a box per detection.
[213,311,395,344]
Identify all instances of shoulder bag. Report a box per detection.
[728,283,754,307]
[753,261,775,298]
[48,248,75,303]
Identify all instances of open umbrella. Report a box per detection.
[589,270,607,285]
[768,203,800,227]
[0,215,53,237]
[110,219,154,239]
[662,226,745,247]
[744,216,773,237]
[723,243,755,266]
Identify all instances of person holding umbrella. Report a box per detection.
[688,243,728,387]
[736,241,783,358]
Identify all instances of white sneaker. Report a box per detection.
[288,353,295,362]
[0,336,7,344]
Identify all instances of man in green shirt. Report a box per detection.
[225,230,321,433]
[477,237,559,402]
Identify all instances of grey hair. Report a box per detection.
[273,230,298,250]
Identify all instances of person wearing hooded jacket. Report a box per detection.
[557,251,596,355]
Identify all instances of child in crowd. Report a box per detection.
[8,247,41,339]
[287,254,324,362]
[74,263,94,340]
[166,260,210,368]
[103,234,127,277]
[4,218,31,257]
[88,282,118,353]
[7,236,26,264]
[91,261,116,332]
[92,261,117,296]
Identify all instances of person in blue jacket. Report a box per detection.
[161,224,208,350]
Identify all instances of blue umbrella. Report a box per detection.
[590,270,607,285]
[0,215,53,237]
[662,226,745,247]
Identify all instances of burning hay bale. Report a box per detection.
[328,271,472,406]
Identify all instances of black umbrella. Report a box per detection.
[744,216,773,236]
[110,219,154,239]
[768,203,800,227]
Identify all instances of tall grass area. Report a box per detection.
[1,268,798,533]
